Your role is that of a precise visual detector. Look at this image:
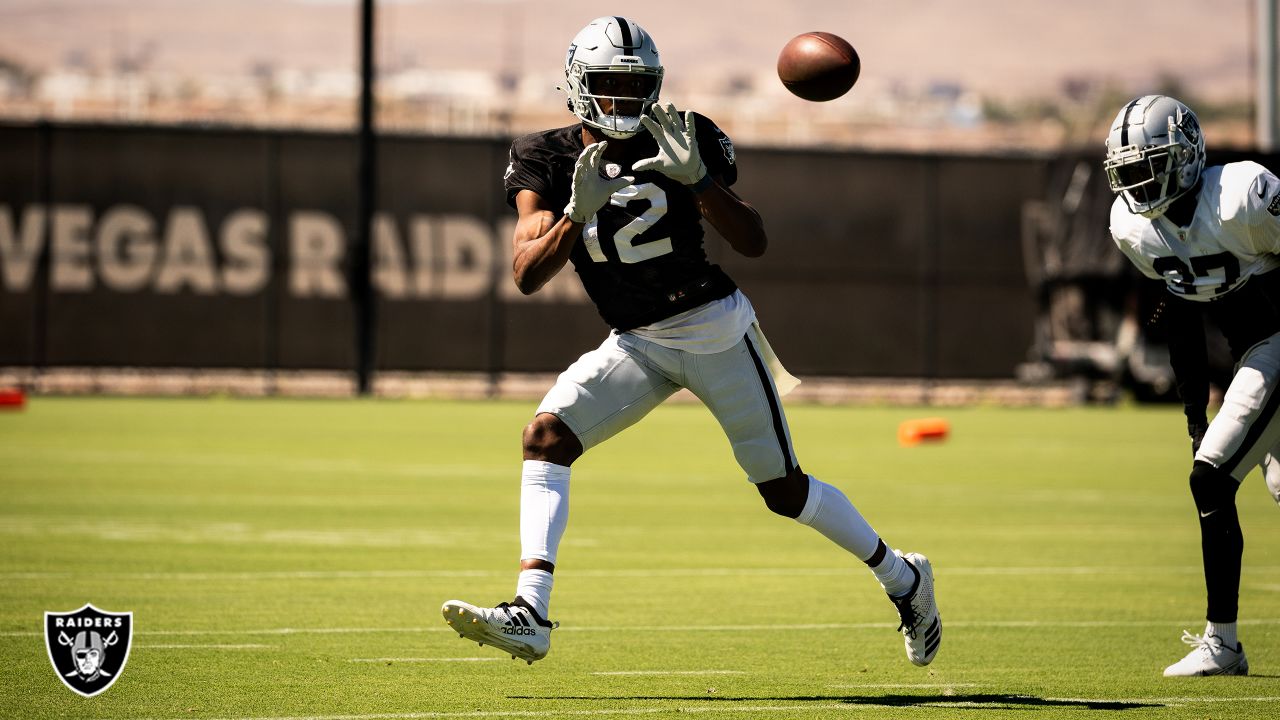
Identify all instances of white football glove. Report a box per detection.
[563,141,632,224]
[634,102,708,188]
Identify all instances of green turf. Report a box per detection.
[0,396,1278,719]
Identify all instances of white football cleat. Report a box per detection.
[888,550,941,666]
[1162,631,1248,677]
[441,598,556,664]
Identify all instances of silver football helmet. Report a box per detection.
[563,16,663,139]
[1104,95,1206,218]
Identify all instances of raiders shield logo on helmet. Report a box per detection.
[44,603,133,697]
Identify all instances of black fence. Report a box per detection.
[0,121,1134,379]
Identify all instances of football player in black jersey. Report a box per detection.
[1107,95,1280,676]
[443,16,940,668]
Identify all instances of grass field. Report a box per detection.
[1,396,1278,719]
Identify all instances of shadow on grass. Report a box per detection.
[509,693,1162,711]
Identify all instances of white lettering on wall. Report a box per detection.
[51,205,94,292]
[220,209,269,296]
[0,203,594,304]
[97,205,156,292]
[289,211,347,298]
[155,207,219,295]
[0,205,46,292]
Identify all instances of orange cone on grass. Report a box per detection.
[898,417,949,446]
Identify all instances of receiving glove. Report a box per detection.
[634,102,709,189]
[563,141,633,224]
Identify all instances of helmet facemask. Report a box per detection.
[579,68,661,138]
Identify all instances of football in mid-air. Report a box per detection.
[777,32,860,102]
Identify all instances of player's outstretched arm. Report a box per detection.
[636,103,767,258]
[511,190,578,295]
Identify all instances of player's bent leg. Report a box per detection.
[783,472,940,665]
[442,420,572,664]
[523,413,583,466]
[441,335,678,663]
[441,598,557,665]
[693,336,941,666]
[756,466,810,518]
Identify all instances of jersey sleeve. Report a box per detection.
[1243,164,1280,254]
[692,112,738,188]
[503,134,555,209]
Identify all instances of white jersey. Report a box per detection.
[1110,161,1280,302]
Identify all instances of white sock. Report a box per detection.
[516,569,554,619]
[870,545,916,597]
[520,460,570,565]
[794,475,882,563]
[1206,620,1238,649]
[793,475,914,596]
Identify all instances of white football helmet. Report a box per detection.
[563,16,663,139]
[1104,95,1206,218]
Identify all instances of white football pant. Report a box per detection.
[537,326,796,483]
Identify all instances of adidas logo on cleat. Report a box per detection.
[923,616,941,656]
[441,598,557,664]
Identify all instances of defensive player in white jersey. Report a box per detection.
[1106,94,1280,677]
[441,16,941,667]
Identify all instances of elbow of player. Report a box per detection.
[513,271,542,296]
[738,232,768,258]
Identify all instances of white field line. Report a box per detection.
[1050,696,1280,705]
[0,446,499,480]
[9,617,1280,639]
[137,644,273,649]
[108,696,1280,720]
[0,570,499,581]
[0,520,501,549]
[828,683,981,688]
[106,707,875,720]
[8,565,1274,582]
[350,657,501,663]
[590,670,745,676]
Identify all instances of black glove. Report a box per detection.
[1188,418,1209,457]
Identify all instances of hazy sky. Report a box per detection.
[0,0,1265,101]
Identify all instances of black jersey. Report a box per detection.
[503,113,740,331]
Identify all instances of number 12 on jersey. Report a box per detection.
[582,182,673,264]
